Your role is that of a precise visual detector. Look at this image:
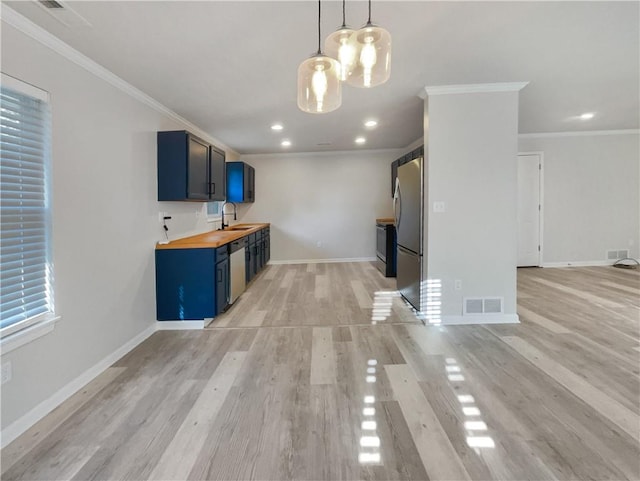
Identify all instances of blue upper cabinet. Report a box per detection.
[209,146,226,201]
[226,161,255,203]
[157,130,226,201]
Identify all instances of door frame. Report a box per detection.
[517,152,545,267]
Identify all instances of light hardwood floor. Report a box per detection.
[2,263,639,480]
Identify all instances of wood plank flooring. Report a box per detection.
[2,263,639,480]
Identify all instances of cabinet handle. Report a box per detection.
[212,182,215,194]
[217,269,222,282]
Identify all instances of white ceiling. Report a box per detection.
[5,1,639,154]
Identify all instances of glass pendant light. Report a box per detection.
[346,0,391,88]
[297,0,342,114]
[324,0,356,82]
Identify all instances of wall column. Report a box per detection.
[421,82,527,325]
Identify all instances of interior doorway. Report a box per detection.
[517,153,542,267]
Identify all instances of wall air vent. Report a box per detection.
[463,297,504,316]
[465,299,483,314]
[39,0,64,8]
[35,0,92,27]
[607,249,629,260]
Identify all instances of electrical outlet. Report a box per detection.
[454,280,462,291]
[316,241,322,247]
[1,361,12,385]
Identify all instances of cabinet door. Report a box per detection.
[250,167,255,202]
[210,146,226,201]
[226,162,244,202]
[223,258,230,309]
[156,248,215,320]
[216,257,230,315]
[257,239,264,271]
[391,159,398,198]
[265,234,270,264]
[250,242,258,278]
[187,135,210,200]
[243,164,255,203]
[245,246,252,283]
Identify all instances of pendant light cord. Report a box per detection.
[367,0,372,25]
[317,0,322,54]
[341,0,346,28]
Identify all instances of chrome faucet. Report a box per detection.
[220,201,237,229]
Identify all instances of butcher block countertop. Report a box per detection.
[156,223,270,250]
[376,217,395,225]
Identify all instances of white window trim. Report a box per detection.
[1,314,60,354]
[0,73,58,355]
[1,73,48,101]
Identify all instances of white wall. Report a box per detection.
[238,150,400,262]
[0,21,236,434]
[519,132,640,264]
[424,88,520,322]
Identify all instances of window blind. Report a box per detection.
[0,84,53,334]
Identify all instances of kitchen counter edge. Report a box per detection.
[155,223,270,250]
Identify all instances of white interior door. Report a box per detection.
[517,154,541,266]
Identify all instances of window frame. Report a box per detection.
[0,73,59,354]
[206,200,223,223]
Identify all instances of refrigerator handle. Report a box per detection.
[397,245,415,255]
[393,177,402,231]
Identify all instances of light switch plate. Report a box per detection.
[433,201,446,213]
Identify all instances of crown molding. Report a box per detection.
[242,147,404,160]
[0,5,236,155]
[519,129,640,139]
[420,82,529,98]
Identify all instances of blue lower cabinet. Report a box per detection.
[155,247,229,321]
[215,256,230,315]
[244,228,270,284]
[245,246,252,284]
[265,234,270,263]
[250,241,258,279]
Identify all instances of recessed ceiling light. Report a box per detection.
[364,120,378,128]
[355,137,366,144]
[281,139,291,147]
[580,112,595,120]
[271,123,284,131]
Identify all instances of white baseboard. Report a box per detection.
[1,324,156,448]
[425,314,520,326]
[541,260,614,268]
[269,257,376,265]
[156,320,206,330]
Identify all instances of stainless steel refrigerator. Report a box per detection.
[394,158,422,310]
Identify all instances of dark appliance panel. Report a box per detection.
[376,223,396,277]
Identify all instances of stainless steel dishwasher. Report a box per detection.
[229,237,247,303]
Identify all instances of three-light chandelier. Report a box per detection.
[297,0,391,114]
